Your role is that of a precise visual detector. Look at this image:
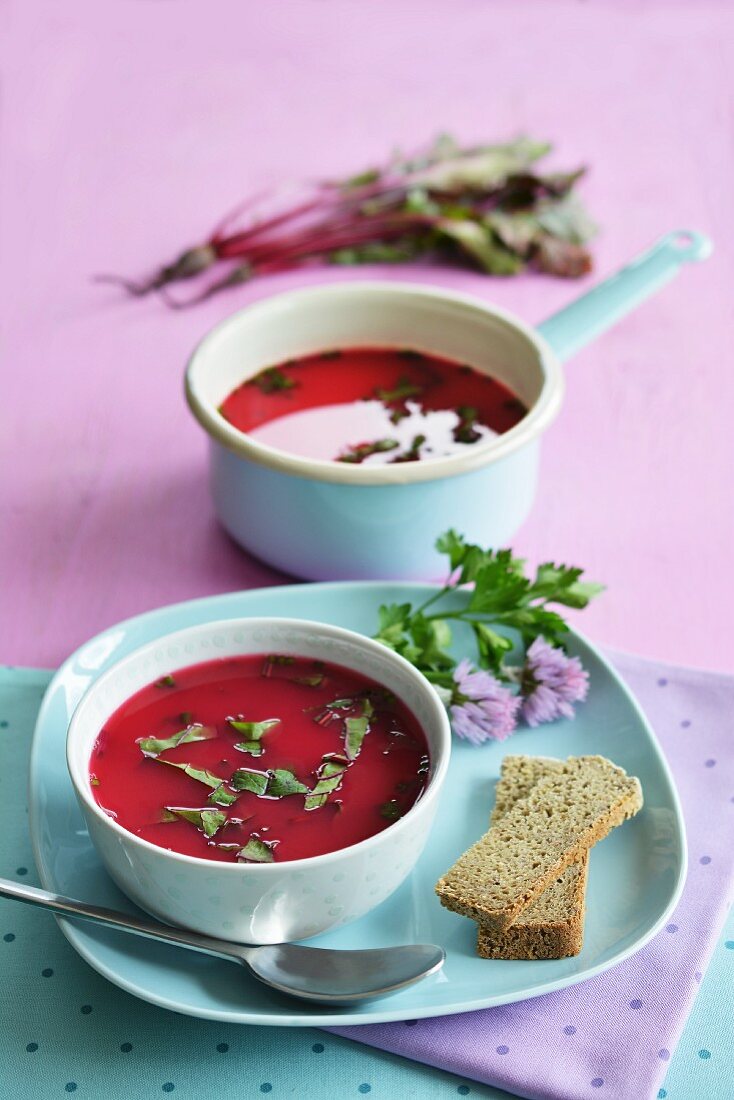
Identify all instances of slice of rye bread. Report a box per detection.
[476,757,589,960]
[435,755,642,931]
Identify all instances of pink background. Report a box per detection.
[2,0,732,671]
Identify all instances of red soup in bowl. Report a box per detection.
[218,346,527,465]
[89,653,430,864]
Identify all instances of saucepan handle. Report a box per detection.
[536,229,712,362]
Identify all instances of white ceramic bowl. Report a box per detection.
[185,281,563,580]
[66,617,451,944]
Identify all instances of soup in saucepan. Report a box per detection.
[218,347,526,465]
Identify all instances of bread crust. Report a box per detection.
[476,860,589,959]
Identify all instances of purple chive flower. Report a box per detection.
[520,637,589,727]
[449,658,520,744]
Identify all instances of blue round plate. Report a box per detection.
[28,582,686,1026]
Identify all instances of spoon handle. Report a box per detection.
[0,876,245,963]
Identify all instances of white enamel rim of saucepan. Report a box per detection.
[66,617,452,875]
[185,281,564,486]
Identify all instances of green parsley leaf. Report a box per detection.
[379,800,404,821]
[305,775,344,811]
[435,529,467,571]
[468,562,530,615]
[137,724,216,759]
[321,759,349,778]
[155,675,176,689]
[228,717,280,755]
[471,622,514,673]
[375,377,423,403]
[228,717,280,739]
[304,793,328,811]
[390,433,426,463]
[375,603,413,649]
[409,614,454,672]
[251,367,296,393]
[506,607,569,647]
[261,655,296,677]
[304,757,348,811]
[338,438,400,464]
[164,807,227,838]
[531,562,583,597]
[208,785,239,807]
[453,406,482,444]
[238,838,275,863]
[530,563,605,608]
[345,716,369,760]
[292,674,324,687]
[230,767,308,798]
[551,580,605,609]
[267,769,309,797]
[235,740,264,757]
[313,771,345,792]
[158,759,228,789]
[326,697,360,711]
[437,534,527,587]
[230,769,269,795]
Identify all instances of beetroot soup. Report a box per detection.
[218,346,527,465]
[89,654,430,864]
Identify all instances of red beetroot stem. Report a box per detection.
[210,195,332,251]
[215,212,435,264]
[164,218,430,308]
[208,186,297,243]
[207,176,414,254]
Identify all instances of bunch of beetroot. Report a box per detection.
[100,135,596,307]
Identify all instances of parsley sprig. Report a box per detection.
[374,530,603,685]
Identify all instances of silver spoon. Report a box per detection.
[0,877,444,1005]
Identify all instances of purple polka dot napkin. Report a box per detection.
[329,653,734,1100]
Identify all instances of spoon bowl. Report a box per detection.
[242,942,445,1004]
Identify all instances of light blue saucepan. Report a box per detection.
[185,230,711,580]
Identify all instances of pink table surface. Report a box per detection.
[2,0,733,672]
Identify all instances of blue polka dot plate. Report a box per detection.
[28,583,687,1026]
